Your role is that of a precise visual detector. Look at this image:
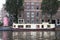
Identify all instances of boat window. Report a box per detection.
[42,25,44,28]
[26,25,31,28]
[36,25,40,28]
[14,25,16,27]
[47,25,50,28]
[18,25,23,28]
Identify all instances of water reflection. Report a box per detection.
[0,31,2,40]
[13,32,24,40]
[0,31,60,40]
[2,31,12,40]
[55,31,60,40]
[2,31,8,40]
[12,31,55,40]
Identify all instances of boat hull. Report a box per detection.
[12,22,55,31]
[12,28,55,31]
[0,27,12,31]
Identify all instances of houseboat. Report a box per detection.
[12,22,55,30]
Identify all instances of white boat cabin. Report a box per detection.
[13,22,55,29]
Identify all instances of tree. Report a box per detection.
[41,0,59,23]
[5,0,24,23]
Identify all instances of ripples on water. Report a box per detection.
[0,31,60,40]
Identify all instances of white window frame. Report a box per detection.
[31,12,34,17]
[27,12,30,17]
[31,2,34,5]
[31,19,34,23]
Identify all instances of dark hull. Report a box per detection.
[0,27,55,31]
[0,27,12,31]
[12,28,55,31]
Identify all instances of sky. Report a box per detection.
[0,0,6,10]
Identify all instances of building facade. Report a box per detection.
[18,0,60,26]
[18,0,42,24]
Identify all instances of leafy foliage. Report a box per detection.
[41,0,59,22]
[41,0,59,15]
[0,22,3,26]
[5,0,24,23]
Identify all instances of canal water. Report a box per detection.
[0,31,60,40]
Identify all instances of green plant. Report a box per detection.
[5,0,24,23]
[0,22,3,26]
[41,0,59,23]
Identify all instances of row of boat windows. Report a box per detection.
[14,25,50,28]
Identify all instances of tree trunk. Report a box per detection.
[44,13,48,22]
[15,13,18,23]
[50,13,52,23]
[14,10,18,23]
